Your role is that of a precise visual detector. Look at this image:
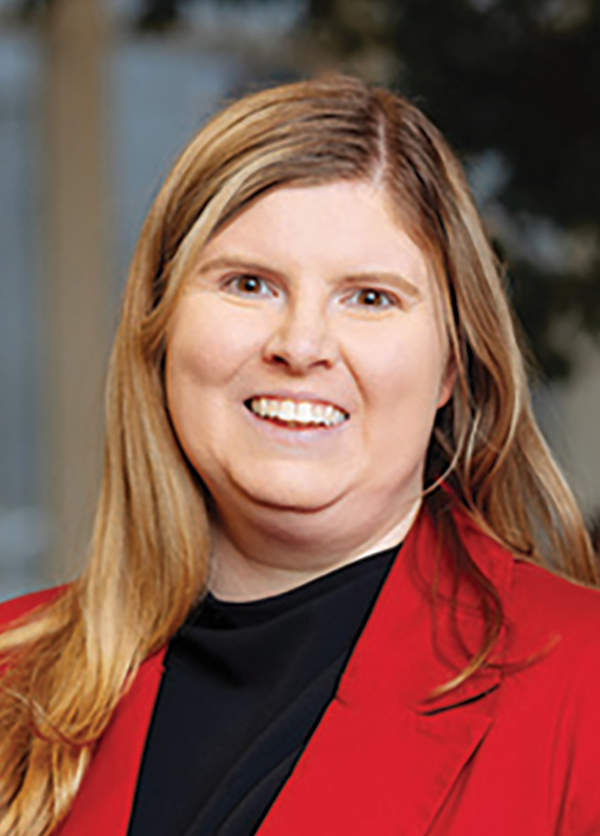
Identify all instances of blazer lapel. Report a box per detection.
[54,649,166,836]
[257,506,512,836]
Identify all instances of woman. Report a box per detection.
[1,75,599,836]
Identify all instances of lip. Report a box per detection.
[243,408,349,443]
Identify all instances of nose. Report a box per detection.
[263,293,338,374]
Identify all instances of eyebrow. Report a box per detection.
[342,271,422,300]
[198,256,276,279]
[197,256,423,300]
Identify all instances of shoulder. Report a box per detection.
[509,558,600,642]
[504,558,600,712]
[507,559,600,666]
[506,561,600,833]
[0,586,67,630]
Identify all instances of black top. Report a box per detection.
[127,546,398,836]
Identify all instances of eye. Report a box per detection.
[225,274,276,298]
[345,288,398,309]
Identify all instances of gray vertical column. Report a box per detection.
[40,0,111,582]
[0,33,46,600]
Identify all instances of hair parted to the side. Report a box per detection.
[0,74,596,836]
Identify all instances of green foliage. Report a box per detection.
[135,0,180,30]
[15,0,53,20]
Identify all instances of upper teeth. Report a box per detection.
[249,398,347,427]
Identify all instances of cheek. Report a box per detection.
[166,299,262,391]
[164,307,229,454]
[350,323,450,417]
[164,332,230,482]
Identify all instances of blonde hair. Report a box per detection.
[0,75,596,836]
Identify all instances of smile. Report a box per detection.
[246,397,349,428]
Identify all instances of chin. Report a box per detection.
[236,472,346,515]
[251,488,340,514]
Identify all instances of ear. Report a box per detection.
[436,354,457,409]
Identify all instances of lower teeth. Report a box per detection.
[265,416,330,428]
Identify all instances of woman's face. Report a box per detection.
[166,180,454,550]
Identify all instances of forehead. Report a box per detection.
[200,180,435,287]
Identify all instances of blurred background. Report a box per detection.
[0,0,599,600]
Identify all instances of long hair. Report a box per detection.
[0,75,596,836]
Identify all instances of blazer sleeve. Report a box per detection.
[554,631,600,835]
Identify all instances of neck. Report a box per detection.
[207,496,421,602]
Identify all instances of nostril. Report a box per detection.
[263,338,337,372]
[271,353,290,366]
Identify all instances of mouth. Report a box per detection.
[244,397,350,429]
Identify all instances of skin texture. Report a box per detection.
[165,180,455,600]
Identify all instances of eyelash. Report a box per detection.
[223,275,399,309]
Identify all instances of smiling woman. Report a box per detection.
[1,75,599,836]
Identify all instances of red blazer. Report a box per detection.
[3,507,600,836]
